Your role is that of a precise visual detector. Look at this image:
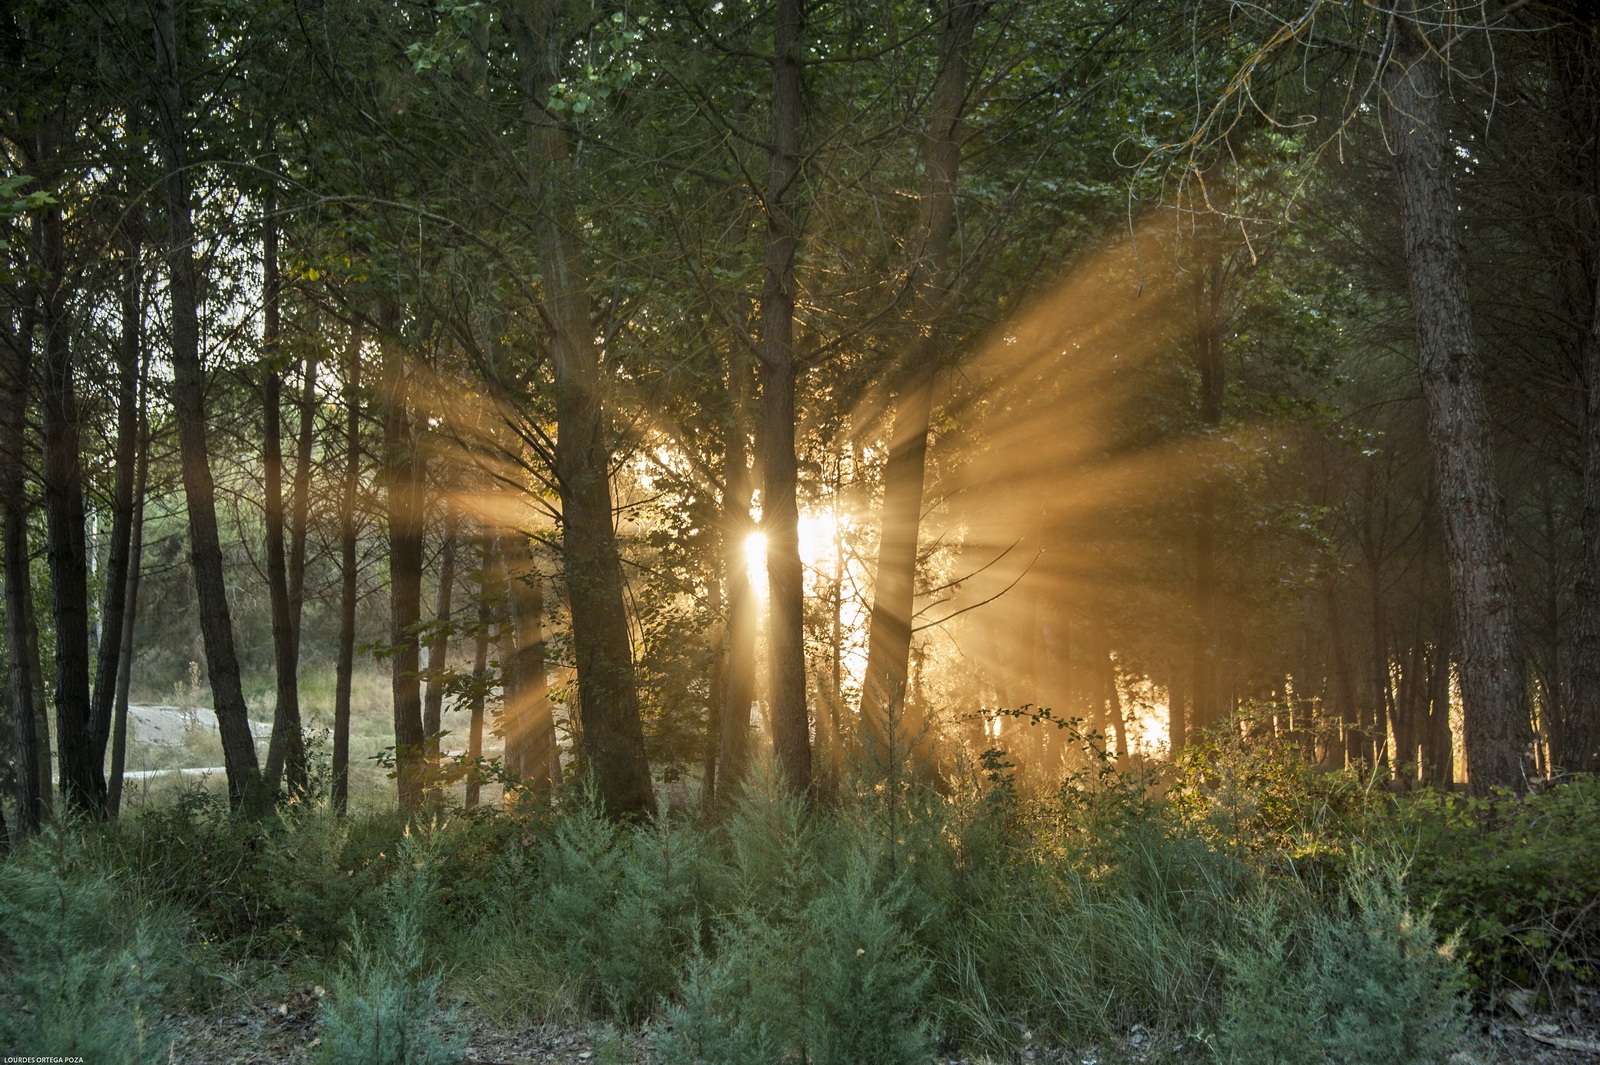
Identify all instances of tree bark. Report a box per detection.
[89,244,143,783]
[2,278,43,836]
[380,309,426,813]
[716,364,758,795]
[760,0,812,796]
[107,394,149,818]
[509,0,654,820]
[149,0,263,812]
[1383,9,1530,793]
[30,119,102,817]
[501,528,556,792]
[1558,4,1600,774]
[465,533,493,810]
[860,0,977,766]
[262,215,306,797]
[331,324,362,815]
[422,501,458,800]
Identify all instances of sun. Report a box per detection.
[743,514,841,597]
[744,531,770,597]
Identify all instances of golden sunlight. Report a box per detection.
[744,531,769,598]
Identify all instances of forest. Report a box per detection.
[2,0,1599,1062]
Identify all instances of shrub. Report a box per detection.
[1405,776,1600,995]
[316,833,464,1065]
[1211,858,1465,1065]
[0,827,185,1061]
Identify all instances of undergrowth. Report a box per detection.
[2,731,1591,1063]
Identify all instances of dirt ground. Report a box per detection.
[157,986,1600,1065]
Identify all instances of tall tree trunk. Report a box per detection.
[717,369,758,795]
[380,310,426,813]
[1560,5,1600,774]
[331,325,362,815]
[263,215,305,797]
[1189,183,1227,739]
[422,501,458,800]
[466,533,493,810]
[860,0,978,764]
[89,244,142,781]
[278,343,319,794]
[509,0,654,820]
[1383,9,1529,793]
[501,528,556,792]
[760,0,812,796]
[150,0,263,812]
[30,121,101,817]
[2,296,43,836]
[107,393,149,818]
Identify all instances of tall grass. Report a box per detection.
[0,729,1503,1065]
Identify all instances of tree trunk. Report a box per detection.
[501,528,556,792]
[422,502,458,800]
[2,287,43,836]
[509,0,654,820]
[1189,183,1227,739]
[380,311,426,813]
[860,0,977,765]
[150,0,263,812]
[759,0,812,796]
[331,325,362,815]
[31,119,102,817]
[263,215,306,798]
[1560,5,1600,774]
[1383,9,1529,793]
[717,368,758,795]
[107,394,149,818]
[89,244,143,782]
[466,534,493,809]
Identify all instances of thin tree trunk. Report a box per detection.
[509,0,654,819]
[331,325,362,815]
[2,299,43,835]
[380,309,426,813]
[1189,186,1227,739]
[466,533,494,809]
[89,243,142,781]
[760,0,811,796]
[263,214,305,798]
[282,350,319,792]
[501,528,556,792]
[860,0,978,766]
[422,501,458,800]
[150,0,263,812]
[717,369,758,794]
[107,394,149,818]
[1384,8,1529,793]
[30,119,101,817]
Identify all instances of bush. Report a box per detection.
[655,778,931,1065]
[1211,858,1465,1065]
[1405,776,1600,995]
[0,827,186,1061]
[316,833,465,1065]
[535,789,714,1021]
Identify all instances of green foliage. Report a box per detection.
[1404,776,1600,993]
[316,833,465,1065]
[1211,859,1465,1065]
[0,828,184,1061]
[654,776,932,1065]
[536,788,713,1021]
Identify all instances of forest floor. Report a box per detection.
[158,986,1600,1065]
